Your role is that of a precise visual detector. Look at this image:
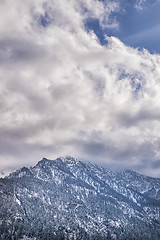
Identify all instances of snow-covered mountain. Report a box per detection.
[0,156,160,240]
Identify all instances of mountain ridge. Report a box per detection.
[0,156,160,239]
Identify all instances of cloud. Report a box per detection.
[123,24,160,48]
[135,0,147,10]
[0,0,160,177]
[135,0,160,10]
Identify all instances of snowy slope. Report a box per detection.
[0,156,160,240]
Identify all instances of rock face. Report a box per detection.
[0,156,160,240]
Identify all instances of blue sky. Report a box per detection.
[86,0,160,53]
[0,0,160,177]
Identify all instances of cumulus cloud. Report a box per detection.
[0,0,160,177]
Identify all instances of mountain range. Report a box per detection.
[0,156,160,240]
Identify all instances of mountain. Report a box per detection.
[0,156,160,240]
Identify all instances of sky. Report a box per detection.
[0,0,160,177]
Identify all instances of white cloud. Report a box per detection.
[0,0,160,177]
